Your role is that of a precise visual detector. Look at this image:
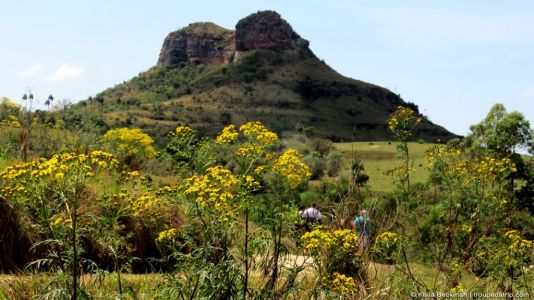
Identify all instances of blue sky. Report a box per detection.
[1,0,533,136]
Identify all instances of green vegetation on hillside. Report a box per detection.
[65,46,456,145]
[1,96,532,299]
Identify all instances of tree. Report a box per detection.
[45,94,54,111]
[469,104,533,155]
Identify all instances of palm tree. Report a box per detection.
[45,94,54,111]
[22,94,28,110]
[29,93,34,112]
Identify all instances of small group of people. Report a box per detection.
[298,203,372,253]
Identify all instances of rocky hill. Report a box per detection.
[69,11,457,144]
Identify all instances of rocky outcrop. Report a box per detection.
[158,11,312,67]
[235,11,309,51]
[157,22,235,67]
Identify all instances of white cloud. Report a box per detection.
[45,64,84,82]
[18,63,44,78]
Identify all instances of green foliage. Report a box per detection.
[470,103,533,154]
[326,151,343,177]
[60,44,457,145]
[0,102,532,299]
[372,231,401,264]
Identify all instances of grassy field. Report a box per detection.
[2,262,521,299]
[0,273,163,300]
[335,141,434,192]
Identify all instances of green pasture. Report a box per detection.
[335,141,434,192]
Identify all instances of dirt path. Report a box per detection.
[282,254,314,268]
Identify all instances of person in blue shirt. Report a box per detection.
[353,210,371,254]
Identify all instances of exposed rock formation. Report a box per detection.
[235,11,309,51]
[157,22,235,67]
[95,11,458,142]
[158,11,312,67]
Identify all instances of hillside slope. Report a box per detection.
[68,11,457,144]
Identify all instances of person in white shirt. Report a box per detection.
[301,203,322,231]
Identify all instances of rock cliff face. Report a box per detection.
[157,11,311,67]
[235,11,309,51]
[157,22,235,67]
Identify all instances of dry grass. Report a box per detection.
[2,262,530,299]
[0,273,163,300]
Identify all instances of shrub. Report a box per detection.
[301,227,364,295]
[102,128,156,169]
[326,151,343,177]
[372,231,401,264]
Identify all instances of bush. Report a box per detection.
[102,128,156,170]
[372,231,401,264]
[326,151,343,177]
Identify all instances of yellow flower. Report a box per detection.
[236,144,264,159]
[157,228,178,243]
[387,106,421,139]
[102,128,156,159]
[254,165,267,174]
[130,193,160,216]
[239,121,278,147]
[183,166,240,222]
[171,126,196,141]
[241,175,261,191]
[329,272,357,293]
[301,227,358,253]
[49,216,73,229]
[216,125,238,144]
[273,148,311,188]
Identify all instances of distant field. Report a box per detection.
[335,141,434,192]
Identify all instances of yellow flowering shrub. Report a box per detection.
[424,145,461,167]
[273,148,311,188]
[254,165,267,175]
[0,115,21,128]
[449,284,466,293]
[165,125,212,173]
[217,122,278,163]
[154,185,176,196]
[49,216,73,229]
[302,227,363,292]
[425,146,517,184]
[241,175,261,191]
[157,227,179,243]
[171,126,196,141]
[372,231,401,264]
[328,272,358,294]
[239,121,278,147]
[0,151,118,201]
[474,230,533,282]
[387,106,422,140]
[215,125,238,145]
[129,193,161,217]
[504,230,534,257]
[384,165,416,181]
[0,97,21,111]
[183,166,241,222]
[102,128,156,168]
[119,170,148,185]
[236,144,264,160]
